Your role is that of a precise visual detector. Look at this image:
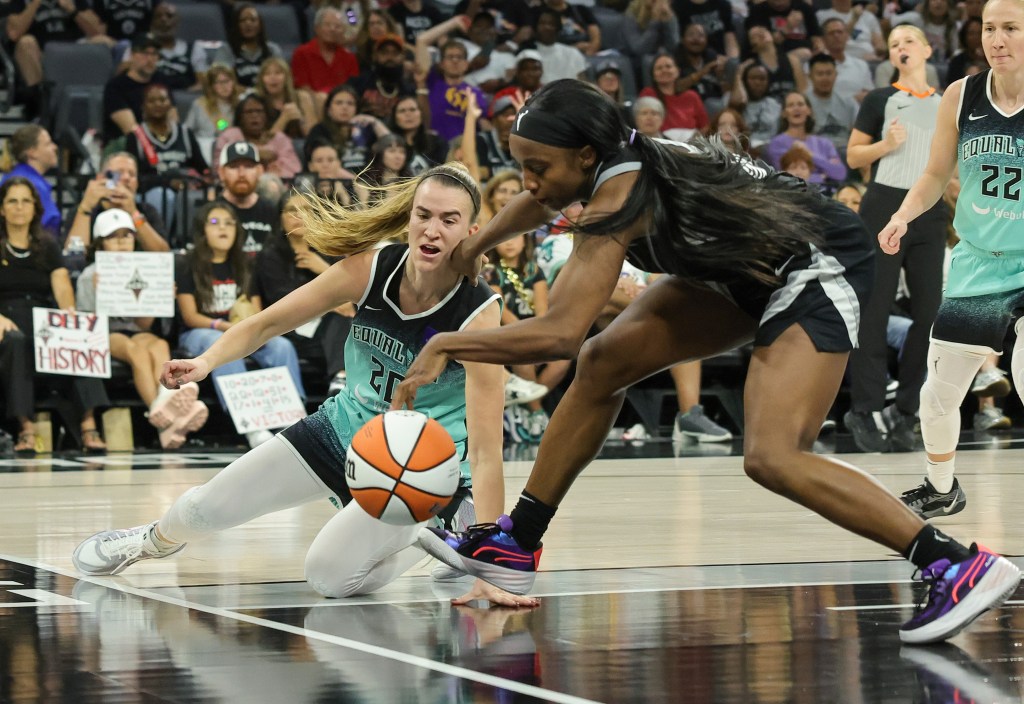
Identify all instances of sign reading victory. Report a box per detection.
[216,367,307,433]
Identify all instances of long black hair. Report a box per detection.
[227,2,271,56]
[527,80,822,285]
[188,201,250,314]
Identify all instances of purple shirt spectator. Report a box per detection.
[765,133,846,184]
[427,68,487,142]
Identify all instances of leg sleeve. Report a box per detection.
[158,434,331,543]
[304,504,425,598]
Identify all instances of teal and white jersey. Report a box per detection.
[954,71,1024,253]
[318,244,500,479]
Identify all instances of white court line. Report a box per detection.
[215,578,918,611]
[0,553,601,704]
[829,600,1024,612]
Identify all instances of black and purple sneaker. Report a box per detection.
[900,544,1021,644]
[418,515,541,595]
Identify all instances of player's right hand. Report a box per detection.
[878,218,908,254]
[161,358,211,389]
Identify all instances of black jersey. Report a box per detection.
[587,139,874,352]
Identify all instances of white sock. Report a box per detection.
[150,385,176,411]
[926,458,956,493]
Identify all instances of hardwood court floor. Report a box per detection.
[2,432,1024,703]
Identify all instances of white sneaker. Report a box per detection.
[971,368,1011,398]
[246,429,274,448]
[672,405,733,443]
[72,521,184,576]
[621,423,649,441]
[504,374,548,407]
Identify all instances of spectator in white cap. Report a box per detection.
[217,141,280,256]
[490,50,544,107]
[76,209,210,450]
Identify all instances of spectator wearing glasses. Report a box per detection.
[414,14,488,142]
[213,93,302,180]
[174,201,304,449]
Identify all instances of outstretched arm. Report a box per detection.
[393,229,630,409]
[162,252,374,387]
[878,80,961,254]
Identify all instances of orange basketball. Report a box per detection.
[345,410,460,525]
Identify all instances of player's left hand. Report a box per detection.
[391,339,448,410]
[451,579,541,608]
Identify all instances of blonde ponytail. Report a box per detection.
[298,162,482,257]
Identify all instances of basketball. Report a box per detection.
[345,410,461,525]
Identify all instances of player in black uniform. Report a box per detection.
[394,79,1020,643]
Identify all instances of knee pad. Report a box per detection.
[919,339,991,454]
[161,485,217,542]
[1011,319,1024,400]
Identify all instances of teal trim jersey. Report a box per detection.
[954,71,1024,253]
[318,244,501,479]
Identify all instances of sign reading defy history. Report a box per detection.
[32,308,111,379]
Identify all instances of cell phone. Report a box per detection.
[105,169,121,189]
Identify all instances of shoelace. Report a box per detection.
[900,484,937,507]
[911,562,951,615]
[462,522,501,537]
[97,528,149,567]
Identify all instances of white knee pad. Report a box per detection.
[919,338,991,455]
[159,485,216,543]
[1011,318,1024,401]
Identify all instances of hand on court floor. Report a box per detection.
[391,340,448,410]
[878,218,908,255]
[161,358,211,389]
[451,579,541,608]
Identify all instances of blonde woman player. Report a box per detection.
[880,0,1024,517]
[71,163,538,608]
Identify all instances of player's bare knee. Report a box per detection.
[576,336,628,393]
[743,444,801,493]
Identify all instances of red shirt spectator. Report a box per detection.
[292,7,360,93]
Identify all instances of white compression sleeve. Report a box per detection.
[919,338,991,456]
[304,503,425,598]
[159,435,331,544]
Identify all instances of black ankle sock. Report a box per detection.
[508,491,557,551]
[903,524,972,570]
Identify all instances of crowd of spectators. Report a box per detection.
[0,0,1001,452]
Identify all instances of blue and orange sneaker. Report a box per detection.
[900,544,1021,644]
[418,515,541,595]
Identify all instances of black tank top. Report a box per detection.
[588,140,806,281]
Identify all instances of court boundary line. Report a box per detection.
[0,553,601,704]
